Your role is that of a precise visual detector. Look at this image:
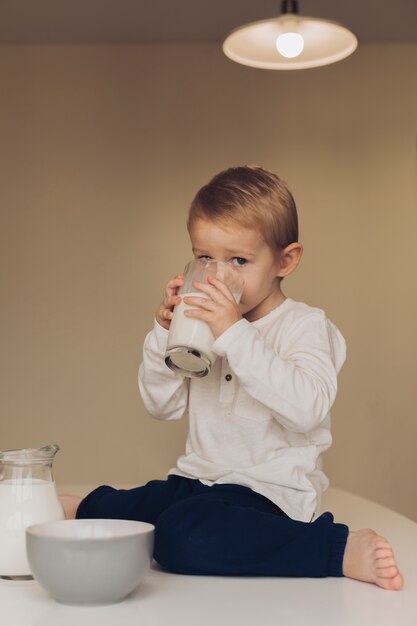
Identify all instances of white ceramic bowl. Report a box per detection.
[26,519,154,605]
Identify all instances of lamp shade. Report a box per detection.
[223,14,358,70]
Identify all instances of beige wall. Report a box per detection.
[1,43,416,520]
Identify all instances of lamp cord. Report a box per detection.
[280,0,299,15]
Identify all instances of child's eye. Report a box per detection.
[197,255,212,260]
[232,257,247,266]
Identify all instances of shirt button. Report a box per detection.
[225,374,232,381]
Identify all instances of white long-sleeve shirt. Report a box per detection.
[138,298,346,522]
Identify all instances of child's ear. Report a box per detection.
[277,243,303,278]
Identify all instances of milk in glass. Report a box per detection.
[165,259,244,377]
[166,293,216,374]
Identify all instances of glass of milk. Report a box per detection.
[0,444,65,579]
[165,259,244,377]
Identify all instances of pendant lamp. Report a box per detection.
[223,0,358,70]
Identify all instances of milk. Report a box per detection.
[166,292,217,372]
[0,479,65,577]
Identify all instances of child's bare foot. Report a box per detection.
[60,494,82,519]
[342,528,403,590]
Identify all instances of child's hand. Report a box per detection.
[156,274,185,330]
[183,276,242,338]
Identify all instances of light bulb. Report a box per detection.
[276,32,304,58]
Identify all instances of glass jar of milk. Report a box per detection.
[165,259,244,377]
[0,444,65,579]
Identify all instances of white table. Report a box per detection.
[1,487,416,626]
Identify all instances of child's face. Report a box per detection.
[189,218,285,322]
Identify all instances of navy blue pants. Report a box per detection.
[76,475,348,577]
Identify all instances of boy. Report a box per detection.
[62,166,402,590]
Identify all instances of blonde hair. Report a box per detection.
[187,166,299,253]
